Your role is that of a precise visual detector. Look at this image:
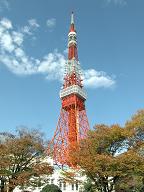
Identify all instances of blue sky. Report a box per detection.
[0,0,144,139]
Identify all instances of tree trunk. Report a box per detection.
[101,177,109,192]
[8,186,15,192]
[8,181,15,192]
[0,178,5,192]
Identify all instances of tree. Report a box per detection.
[0,128,53,192]
[41,184,62,192]
[124,110,144,191]
[83,179,97,192]
[71,110,144,192]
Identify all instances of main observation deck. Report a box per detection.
[60,85,87,100]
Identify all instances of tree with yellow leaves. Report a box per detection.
[71,110,144,192]
[0,128,53,192]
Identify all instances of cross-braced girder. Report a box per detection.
[49,104,89,166]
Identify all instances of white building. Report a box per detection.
[14,157,85,192]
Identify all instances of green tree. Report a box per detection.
[41,184,62,192]
[0,128,53,192]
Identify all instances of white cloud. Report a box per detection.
[0,17,116,89]
[83,69,115,88]
[12,31,23,46]
[0,32,14,52]
[14,48,25,57]
[46,18,56,29]
[28,19,40,28]
[21,19,39,35]
[0,18,12,29]
[38,51,65,81]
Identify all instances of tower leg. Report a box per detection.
[48,107,89,167]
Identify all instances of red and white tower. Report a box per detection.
[49,12,90,166]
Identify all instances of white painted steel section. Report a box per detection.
[68,31,77,46]
[65,60,82,76]
[60,85,87,100]
[68,39,77,45]
[68,31,76,36]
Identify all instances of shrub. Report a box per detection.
[41,184,62,192]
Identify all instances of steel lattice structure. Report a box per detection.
[48,12,90,166]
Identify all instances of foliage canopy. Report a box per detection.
[71,110,144,192]
[0,128,53,192]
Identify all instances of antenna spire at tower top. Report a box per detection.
[71,11,74,24]
[69,11,75,32]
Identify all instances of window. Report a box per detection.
[72,183,74,190]
[76,182,78,190]
[51,179,54,184]
[63,182,66,190]
[59,181,62,189]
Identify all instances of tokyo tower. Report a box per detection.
[49,12,90,166]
